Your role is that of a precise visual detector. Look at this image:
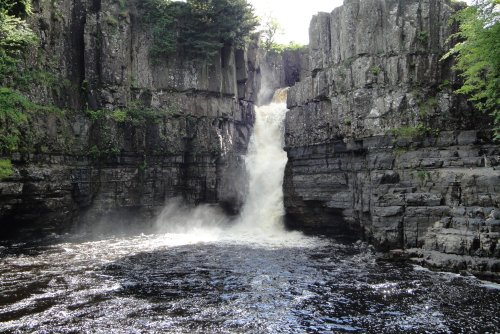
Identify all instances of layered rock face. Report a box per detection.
[284,0,499,275]
[0,0,262,235]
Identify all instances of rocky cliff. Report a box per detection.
[0,0,265,235]
[284,0,499,277]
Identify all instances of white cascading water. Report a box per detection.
[154,88,306,245]
[235,88,289,235]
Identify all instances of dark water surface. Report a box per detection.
[0,232,499,333]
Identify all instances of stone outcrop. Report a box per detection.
[283,0,499,275]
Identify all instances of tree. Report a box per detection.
[0,0,37,80]
[443,0,500,138]
[260,15,282,51]
[141,0,258,61]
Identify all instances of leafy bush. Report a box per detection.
[0,87,29,152]
[266,41,307,54]
[390,124,439,139]
[0,0,37,80]
[140,0,258,61]
[443,0,500,139]
[369,66,381,76]
[416,31,428,44]
[0,87,64,153]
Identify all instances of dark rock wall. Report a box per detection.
[248,44,308,105]
[283,0,499,272]
[0,0,262,235]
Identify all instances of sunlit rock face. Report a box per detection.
[283,0,500,274]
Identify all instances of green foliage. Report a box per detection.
[416,31,429,44]
[390,124,439,139]
[0,87,65,153]
[369,66,381,76]
[87,100,181,124]
[418,96,439,118]
[443,0,500,139]
[265,41,306,54]
[138,158,148,172]
[111,109,127,122]
[0,0,32,18]
[88,145,101,158]
[416,170,430,184]
[141,0,258,61]
[0,87,29,152]
[116,0,127,10]
[0,0,37,80]
[0,158,13,179]
[438,79,451,90]
[104,14,119,27]
[88,143,120,159]
[0,1,66,94]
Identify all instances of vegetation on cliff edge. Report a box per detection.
[0,158,13,179]
[0,0,36,81]
[444,0,500,139]
[260,15,306,53]
[140,0,258,61]
[1,0,68,158]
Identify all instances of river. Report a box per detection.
[1,95,499,333]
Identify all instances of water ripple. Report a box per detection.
[0,233,499,333]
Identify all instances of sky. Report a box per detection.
[248,0,475,45]
[248,0,344,45]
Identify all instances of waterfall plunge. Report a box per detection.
[155,89,293,241]
[235,89,289,235]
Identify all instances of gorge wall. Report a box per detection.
[283,0,500,276]
[0,0,286,236]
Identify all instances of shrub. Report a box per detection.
[369,66,381,76]
[0,87,64,153]
[0,158,13,179]
[266,41,307,54]
[390,124,439,139]
[416,31,428,44]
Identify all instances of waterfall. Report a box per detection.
[236,88,289,234]
[155,88,291,239]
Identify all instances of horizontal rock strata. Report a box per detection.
[283,0,499,273]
